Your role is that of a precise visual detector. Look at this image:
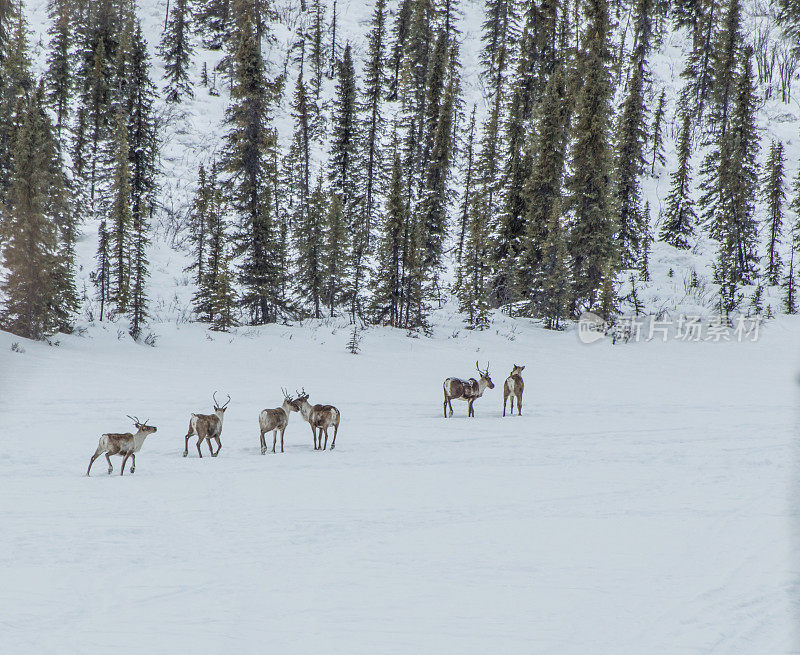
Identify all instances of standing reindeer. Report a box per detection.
[259,388,299,454]
[503,364,525,416]
[183,391,230,458]
[443,361,495,418]
[87,416,157,476]
[295,389,340,450]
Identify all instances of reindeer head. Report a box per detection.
[511,364,525,376]
[213,391,231,414]
[282,387,300,413]
[127,415,157,434]
[476,361,495,389]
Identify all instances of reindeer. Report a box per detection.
[259,388,300,454]
[503,364,525,416]
[443,361,495,418]
[183,391,230,458]
[87,416,157,476]
[295,388,340,450]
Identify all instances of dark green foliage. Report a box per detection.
[371,147,406,326]
[295,177,326,319]
[519,62,570,306]
[650,88,666,174]
[159,0,194,102]
[1,85,76,339]
[223,0,283,324]
[614,0,652,268]
[45,0,71,135]
[194,0,230,50]
[660,110,696,249]
[567,0,615,314]
[763,140,785,286]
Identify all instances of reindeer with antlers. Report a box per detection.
[86,416,158,476]
[295,388,340,450]
[443,362,495,418]
[259,389,299,454]
[183,391,230,458]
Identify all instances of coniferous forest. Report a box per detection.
[2,0,800,340]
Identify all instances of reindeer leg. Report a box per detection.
[448,399,454,417]
[503,391,508,416]
[130,453,135,474]
[207,438,214,456]
[196,437,203,458]
[105,453,113,475]
[517,394,522,416]
[312,425,318,450]
[323,428,328,450]
[468,400,474,417]
[120,453,129,476]
[443,394,448,418]
[260,430,267,455]
[184,422,194,457]
[330,424,338,450]
[213,437,221,456]
[280,428,285,453]
[272,429,277,453]
[87,448,102,476]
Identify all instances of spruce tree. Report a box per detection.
[45,0,71,135]
[360,0,387,248]
[0,6,33,203]
[567,0,615,314]
[95,219,111,321]
[159,0,194,102]
[210,242,238,331]
[194,0,230,50]
[371,146,406,326]
[456,105,477,279]
[659,110,696,249]
[519,61,569,303]
[387,0,412,101]
[107,111,132,314]
[535,200,572,329]
[720,48,760,284]
[614,0,652,268]
[458,188,492,329]
[223,0,282,324]
[327,44,358,316]
[1,86,75,339]
[763,140,785,286]
[295,176,325,318]
[650,88,666,175]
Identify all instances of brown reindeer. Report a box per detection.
[87,416,157,476]
[259,388,300,454]
[183,391,230,458]
[295,388,340,450]
[443,361,495,418]
[503,364,525,416]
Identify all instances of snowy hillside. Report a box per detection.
[15,0,800,325]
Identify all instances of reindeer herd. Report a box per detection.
[86,363,524,476]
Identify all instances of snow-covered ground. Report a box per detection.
[1,314,797,652]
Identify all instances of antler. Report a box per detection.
[222,394,231,409]
[476,361,490,376]
[281,387,291,400]
[127,415,141,426]
[213,390,220,407]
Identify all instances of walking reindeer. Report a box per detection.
[259,389,299,454]
[295,388,340,450]
[503,364,525,416]
[87,416,157,476]
[443,361,495,418]
[184,391,230,458]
